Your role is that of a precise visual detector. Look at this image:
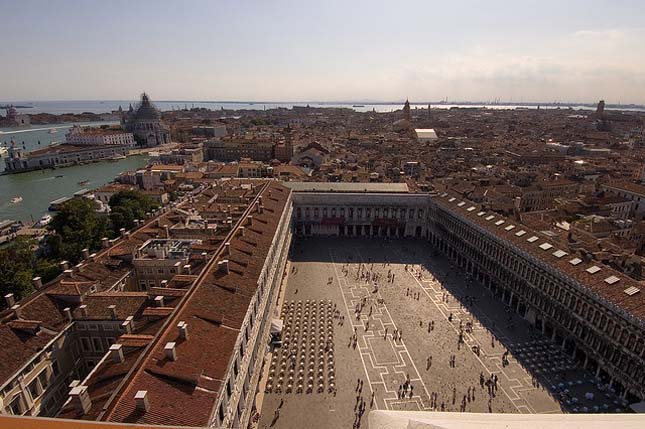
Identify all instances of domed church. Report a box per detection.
[120,93,171,147]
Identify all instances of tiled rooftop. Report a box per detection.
[434,192,645,320]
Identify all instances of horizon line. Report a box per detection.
[2,99,644,108]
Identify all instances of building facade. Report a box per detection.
[65,126,135,147]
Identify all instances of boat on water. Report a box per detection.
[55,174,64,178]
[109,155,127,161]
[36,214,52,227]
[0,147,7,156]
[11,196,23,204]
[78,180,90,186]
[48,128,57,134]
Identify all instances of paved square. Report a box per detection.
[256,238,621,428]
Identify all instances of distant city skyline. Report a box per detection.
[2,0,645,103]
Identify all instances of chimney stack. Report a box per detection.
[224,242,230,255]
[164,225,170,238]
[109,344,124,363]
[164,342,177,361]
[160,279,168,288]
[154,296,164,307]
[32,277,43,289]
[4,293,15,308]
[64,269,74,278]
[125,231,131,239]
[239,226,245,237]
[108,304,117,320]
[177,321,188,340]
[63,307,73,322]
[60,260,70,271]
[101,237,109,248]
[121,318,132,333]
[89,253,97,262]
[82,248,90,260]
[134,390,149,412]
[11,304,21,318]
[69,386,92,415]
[247,215,253,226]
[79,304,88,318]
[183,264,191,275]
[119,228,126,238]
[218,260,230,274]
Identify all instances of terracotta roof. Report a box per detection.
[103,182,290,427]
[434,192,645,322]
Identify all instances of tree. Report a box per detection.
[0,238,36,302]
[50,198,108,263]
[109,190,158,233]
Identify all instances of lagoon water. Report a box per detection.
[0,122,147,223]
[4,100,640,115]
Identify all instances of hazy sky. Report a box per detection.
[2,0,645,103]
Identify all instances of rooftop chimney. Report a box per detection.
[154,296,164,307]
[239,226,245,237]
[119,228,126,238]
[183,264,191,275]
[10,304,21,318]
[164,342,177,361]
[201,252,208,261]
[4,293,15,308]
[64,269,74,278]
[177,321,188,340]
[160,279,168,288]
[125,231,131,239]
[247,215,253,226]
[63,307,73,322]
[218,259,230,274]
[134,390,149,412]
[164,225,170,238]
[69,385,92,415]
[32,277,43,289]
[79,304,88,318]
[224,242,230,255]
[101,237,109,248]
[60,260,70,271]
[121,319,132,333]
[108,304,117,320]
[109,343,124,363]
[89,253,97,262]
[82,248,90,260]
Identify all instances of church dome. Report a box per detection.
[132,93,161,121]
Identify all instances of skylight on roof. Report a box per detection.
[515,230,526,237]
[552,250,567,258]
[539,243,553,251]
[527,236,539,243]
[448,197,456,202]
[457,201,466,207]
[467,206,476,212]
[495,220,505,226]
[569,258,582,265]
[604,276,620,285]
[624,286,641,296]
[485,215,495,221]
[586,266,601,274]
[477,211,486,216]
[505,225,515,231]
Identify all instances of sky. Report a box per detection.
[1,0,645,103]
